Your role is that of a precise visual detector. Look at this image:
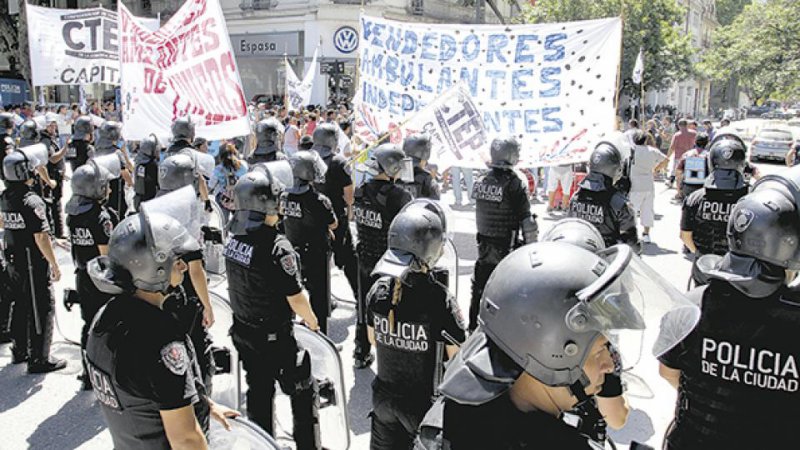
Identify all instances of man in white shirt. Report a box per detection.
[628,130,668,243]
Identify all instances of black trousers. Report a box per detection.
[6,252,55,363]
[231,322,321,450]
[76,268,111,373]
[331,215,359,299]
[370,380,431,450]
[355,258,378,358]
[48,174,65,238]
[299,248,332,334]
[469,239,512,331]
[0,264,13,335]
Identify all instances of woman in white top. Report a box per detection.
[283,116,301,157]
[57,105,72,148]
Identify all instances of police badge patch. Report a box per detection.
[34,204,47,221]
[103,219,114,237]
[733,209,755,233]
[721,147,734,160]
[280,254,298,276]
[160,342,189,376]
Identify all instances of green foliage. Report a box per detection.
[520,0,695,98]
[700,0,800,102]
[714,0,751,26]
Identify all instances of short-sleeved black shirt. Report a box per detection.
[0,184,50,261]
[316,154,352,217]
[367,273,466,396]
[280,189,337,249]
[67,203,114,269]
[85,294,208,450]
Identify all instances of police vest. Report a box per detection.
[0,186,47,261]
[67,140,93,167]
[690,187,747,255]
[473,169,521,241]
[683,156,707,185]
[281,191,331,250]
[400,168,437,200]
[224,228,294,329]
[671,282,799,448]
[134,158,158,199]
[354,181,398,266]
[67,204,112,269]
[248,152,278,165]
[569,178,624,248]
[40,132,65,175]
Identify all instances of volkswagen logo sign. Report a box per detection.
[333,26,358,54]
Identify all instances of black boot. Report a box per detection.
[11,348,29,364]
[28,358,67,374]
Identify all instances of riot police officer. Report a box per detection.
[368,199,465,450]
[469,137,538,331]
[85,211,238,449]
[0,148,66,373]
[18,121,58,233]
[0,112,14,165]
[66,115,95,171]
[250,117,284,165]
[224,166,322,449]
[65,157,117,389]
[400,134,440,200]
[569,139,640,252]
[18,119,39,147]
[415,241,700,450]
[311,123,359,318]
[353,144,413,368]
[93,121,133,219]
[133,134,161,211]
[660,167,800,449]
[281,150,337,334]
[166,116,196,156]
[40,113,68,238]
[680,131,749,285]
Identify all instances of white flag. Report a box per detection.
[286,47,318,111]
[632,47,644,85]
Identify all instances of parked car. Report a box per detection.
[750,127,795,162]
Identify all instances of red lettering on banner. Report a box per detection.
[220,51,246,114]
[144,68,167,94]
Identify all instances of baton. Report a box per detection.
[432,341,445,400]
[441,330,461,348]
[25,248,42,335]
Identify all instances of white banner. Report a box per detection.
[26,5,159,86]
[286,48,318,111]
[118,0,250,141]
[354,15,622,167]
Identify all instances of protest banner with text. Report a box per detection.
[354,15,622,167]
[118,0,250,141]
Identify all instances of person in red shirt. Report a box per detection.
[666,119,697,200]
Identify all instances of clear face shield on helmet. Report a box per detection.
[399,157,415,183]
[566,245,701,370]
[253,160,295,196]
[303,151,329,184]
[140,185,204,241]
[602,131,633,162]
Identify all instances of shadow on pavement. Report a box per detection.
[347,366,375,436]
[642,243,678,256]
[27,391,107,450]
[609,408,656,445]
[0,361,43,413]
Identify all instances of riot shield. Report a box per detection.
[91,153,123,180]
[17,143,49,168]
[192,149,216,179]
[208,416,282,450]
[140,185,204,241]
[204,198,228,276]
[252,160,295,195]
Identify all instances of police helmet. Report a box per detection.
[228,170,282,235]
[588,142,623,182]
[299,135,314,150]
[373,199,449,279]
[2,150,36,181]
[364,144,407,178]
[0,112,14,131]
[72,116,94,140]
[541,218,606,253]
[255,118,282,155]
[438,242,700,406]
[96,121,122,150]
[403,134,432,163]
[489,137,521,169]
[19,120,39,145]
[138,134,161,159]
[289,150,327,185]
[311,123,338,158]
[71,162,112,201]
[158,153,196,193]
[708,137,746,172]
[87,212,199,294]
[171,116,195,142]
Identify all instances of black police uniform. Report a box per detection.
[96,149,128,220]
[659,281,799,449]
[280,189,337,334]
[416,394,598,450]
[85,293,210,449]
[353,179,413,359]
[133,154,159,211]
[368,274,466,450]
[469,168,531,331]
[67,203,115,368]
[66,138,94,172]
[41,130,66,237]
[0,133,13,176]
[315,153,359,298]
[681,187,748,283]
[401,166,440,200]
[0,182,57,364]
[165,139,194,157]
[568,173,639,250]
[224,224,321,449]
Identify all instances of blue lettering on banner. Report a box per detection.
[459,68,478,96]
[540,67,561,97]
[524,109,540,133]
[544,33,567,61]
[487,34,509,63]
[385,27,403,52]
[486,70,505,99]
[416,65,433,93]
[543,107,563,132]
[440,34,457,61]
[462,34,481,61]
[386,56,399,82]
[402,30,418,54]
[421,33,438,60]
[437,67,453,94]
[512,69,534,100]
[515,35,538,64]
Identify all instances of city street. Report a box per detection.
[0,159,789,450]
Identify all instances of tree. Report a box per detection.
[714,0,751,27]
[0,0,20,76]
[519,0,695,102]
[699,0,800,102]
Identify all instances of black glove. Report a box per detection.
[63,289,79,312]
[201,226,223,243]
[205,199,214,213]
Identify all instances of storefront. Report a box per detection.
[231,31,305,103]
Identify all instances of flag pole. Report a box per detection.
[283,53,290,112]
[613,11,625,129]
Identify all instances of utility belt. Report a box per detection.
[296,241,331,255]
[232,315,293,341]
[476,233,514,248]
